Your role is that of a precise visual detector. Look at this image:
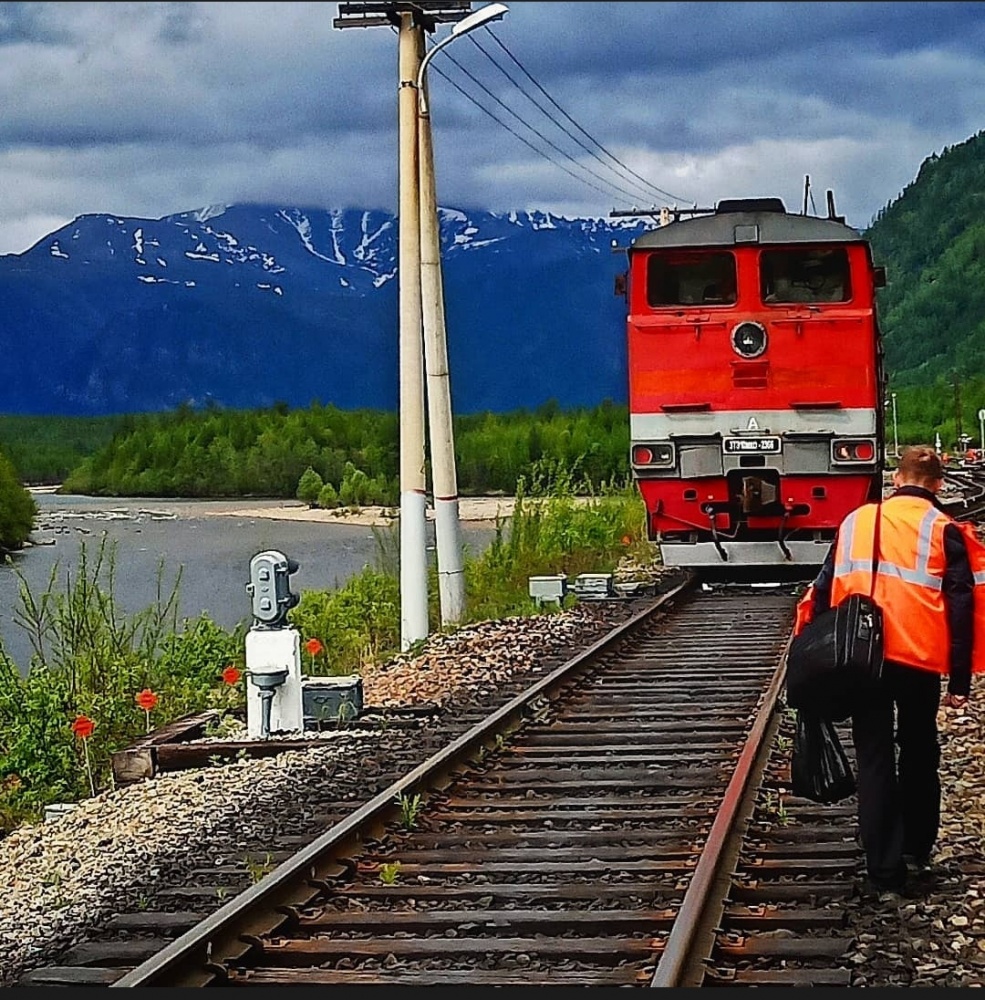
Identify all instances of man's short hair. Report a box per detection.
[897,444,945,484]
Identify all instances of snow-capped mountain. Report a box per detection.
[0,203,653,415]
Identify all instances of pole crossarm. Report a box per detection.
[334,2,473,30]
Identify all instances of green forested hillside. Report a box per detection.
[866,128,985,386]
[0,414,124,484]
[54,401,630,500]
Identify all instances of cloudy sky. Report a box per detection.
[0,1,983,255]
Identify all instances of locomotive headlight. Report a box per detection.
[632,442,675,469]
[832,438,877,464]
[731,321,768,359]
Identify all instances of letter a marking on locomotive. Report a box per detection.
[747,417,759,430]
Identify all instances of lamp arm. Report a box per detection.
[416,36,455,115]
[415,4,509,115]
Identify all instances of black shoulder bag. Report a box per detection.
[786,502,885,722]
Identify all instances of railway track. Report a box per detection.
[943,465,985,522]
[17,575,882,989]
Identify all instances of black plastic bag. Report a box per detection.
[790,711,856,804]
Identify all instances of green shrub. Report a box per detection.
[290,567,400,675]
[296,466,324,507]
[0,451,37,552]
[463,482,646,621]
[0,536,245,833]
[317,482,340,509]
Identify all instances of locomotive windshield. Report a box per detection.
[646,251,737,307]
[761,247,851,303]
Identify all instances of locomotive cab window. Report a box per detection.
[761,248,851,304]
[646,251,737,307]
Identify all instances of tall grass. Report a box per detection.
[0,536,245,832]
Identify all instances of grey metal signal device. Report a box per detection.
[246,550,300,628]
[244,550,303,738]
[243,549,365,738]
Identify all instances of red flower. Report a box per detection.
[221,665,242,686]
[621,534,633,546]
[304,637,324,658]
[134,688,159,712]
[71,715,95,740]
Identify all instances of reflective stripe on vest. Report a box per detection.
[834,504,945,591]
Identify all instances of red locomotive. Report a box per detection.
[618,193,886,571]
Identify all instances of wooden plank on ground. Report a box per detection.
[110,709,223,784]
[18,967,129,986]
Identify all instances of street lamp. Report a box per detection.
[416,3,509,112]
[416,2,508,627]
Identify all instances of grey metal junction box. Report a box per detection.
[528,574,568,606]
[571,573,613,600]
[302,675,364,728]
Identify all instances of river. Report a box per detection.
[0,491,500,676]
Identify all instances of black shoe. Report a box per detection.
[864,874,902,895]
[903,852,932,873]
[866,876,903,893]
[867,860,908,893]
[867,879,923,903]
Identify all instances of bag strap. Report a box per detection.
[870,499,881,600]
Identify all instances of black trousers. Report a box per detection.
[850,661,943,888]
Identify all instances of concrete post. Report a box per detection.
[397,13,429,649]
[418,84,465,625]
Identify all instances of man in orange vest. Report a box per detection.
[803,444,972,898]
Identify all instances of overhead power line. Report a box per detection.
[406,16,696,212]
[472,29,692,207]
[437,47,655,208]
[429,60,627,204]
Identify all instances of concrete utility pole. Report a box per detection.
[334,1,472,650]
[334,1,505,640]
[396,12,429,648]
[417,83,465,625]
[415,3,508,625]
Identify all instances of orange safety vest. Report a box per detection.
[829,495,955,675]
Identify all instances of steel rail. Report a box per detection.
[111,575,696,987]
[648,619,793,987]
[942,469,985,516]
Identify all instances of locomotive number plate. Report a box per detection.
[723,436,781,454]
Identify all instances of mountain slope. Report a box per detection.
[865,129,985,385]
[0,205,649,416]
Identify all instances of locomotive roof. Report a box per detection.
[630,208,862,250]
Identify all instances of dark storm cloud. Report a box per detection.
[0,1,983,253]
[0,2,73,44]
